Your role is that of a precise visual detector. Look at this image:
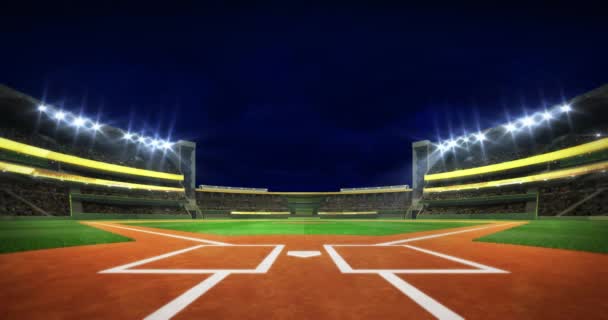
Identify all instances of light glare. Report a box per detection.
[38,105,48,112]
[505,123,517,132]
[73,117,86,127]
[542,112,552,120]
[54,111,65,120]
[560,104,571,112]
[522,117,535,127]
[474,132,486,141]
[92,122,102,131]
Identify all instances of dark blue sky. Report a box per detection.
[2,2,607,190]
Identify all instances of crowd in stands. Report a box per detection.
[82,203,187,215]
[319,192,411,211]
[80,187,185,201]
[196,191,412,212]
[422,187,528,200]
[422,202,526,215]
[538,175,608,216]
[196,192,289,211]
[0,127,180,174]
[0,179,69,215]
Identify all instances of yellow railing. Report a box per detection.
[197,187,411,195]
[424,137,608,181]
[230,211,290,215]
[0,137,183,181]
[0,161,185,192]
[318,211,378,215]
[424,161,608,193]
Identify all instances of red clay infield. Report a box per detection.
[0,221,607,319]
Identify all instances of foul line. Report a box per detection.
[376,222,518,246]
[92,222,232,246]
[144,271,230,320]
[380,272,463,320]
[100,245,205,274]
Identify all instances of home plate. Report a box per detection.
[287,251,321,258]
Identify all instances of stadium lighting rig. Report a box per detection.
[434,102,574,153]
[36,103,174,151]
[72,117,87,128]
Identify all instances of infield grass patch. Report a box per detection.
[475,220,608,253]
[125,220,484,236]
[0,220,132,254]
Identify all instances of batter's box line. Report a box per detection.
[323,244,508,274]
[323,244,508,320]
[99,244,285,320]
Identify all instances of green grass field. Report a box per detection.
[125,220,484,236]
[475,220,608,253]
[0,220,132,254]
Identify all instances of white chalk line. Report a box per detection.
[144,271,230,320]
[380,272,464,320]
[376,222,518,246]
[92,222,232,246]
[96,222,285,320]
[324,223,514,319]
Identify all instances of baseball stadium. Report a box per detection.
[1,82,607,319]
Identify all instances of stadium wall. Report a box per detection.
[419,212,535,220]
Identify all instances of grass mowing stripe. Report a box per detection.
[475,220,608,253]
[0,220,132,254]
[124,220,486,236]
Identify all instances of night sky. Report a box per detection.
[1,2,607,191]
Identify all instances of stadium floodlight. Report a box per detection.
[596,133,602,137]
[542,111,553,120]
[474,132,486,142]
[54,111,66,120]
[447,140,458,148]
[521,116,535,127]
[73,117,87,127]
[138,136,146,143]
[504,123,517,132]
[123,132,134,140]
[92,122,102,131]
[162,141,172,150]
[38,104,48,112]
[560,104,572,112]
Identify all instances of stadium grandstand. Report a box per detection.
[2,83,607,220]
[0,84,199,218]
[196,185,412,219]
[413,84,608,219]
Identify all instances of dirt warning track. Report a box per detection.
[0,221,607,319]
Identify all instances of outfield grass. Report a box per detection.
[0,220,132,254]
[475,220,608,253]
[125,220,484,236]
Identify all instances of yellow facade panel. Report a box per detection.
[424,138,608,181]
[0,137,183,181]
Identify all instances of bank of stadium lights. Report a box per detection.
[72,117,87,128]
[474,132,486,142]
[435,103,574,152]
[504,123,517,132]
[54,111,66,121]
[37,103,174,151]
